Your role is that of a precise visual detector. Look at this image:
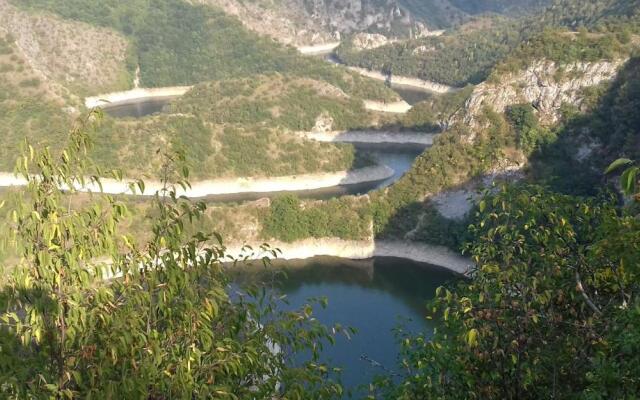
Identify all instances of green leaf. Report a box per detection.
[605,158,633,174]
[466,328,479,347]
[620,166,638,195]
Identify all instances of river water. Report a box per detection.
[231,256,457,396]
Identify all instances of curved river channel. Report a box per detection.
[102,98,428,201]
[104,92,453,396]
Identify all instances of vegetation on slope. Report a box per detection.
[0,123,345,398]
[374,184,640,398]
[489,28,636,80]
[335,15,532,87]
[262,195,372,242]
[89,113,357,180]
[170,74,375,132]
[336,0,640,87]
[0,35,72,171]
[14,0,398,101]
[0,0,132,96]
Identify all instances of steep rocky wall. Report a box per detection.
[195,0,423,46]
[457,59,624,128]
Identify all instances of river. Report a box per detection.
[101,99,427,201]
[230,256,457,396]
[99,90,451,396]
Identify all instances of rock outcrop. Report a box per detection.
[351,33,392,50]
[194,0,427,47]
[457,59,624,128]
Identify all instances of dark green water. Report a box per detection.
[232,256,457,396]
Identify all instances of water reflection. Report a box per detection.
[101,97,174,118]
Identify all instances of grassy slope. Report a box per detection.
[88,74,390,179]
[0,35,72,171]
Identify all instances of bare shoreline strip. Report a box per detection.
[346,66,457,94]
[85,86,405,113]
[226,238,473,275]
[85,86,192,109]
[297,42,341,55]
[0,165,394,198]
[363,99,412,113]
[302,130,437,146]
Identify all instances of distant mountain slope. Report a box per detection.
[12,0,398,102]
[335,0,640,86]
[194,0,421,46]
[191,0,552,46]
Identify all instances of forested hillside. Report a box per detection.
[336,0,640,86]
[13,0,395,101]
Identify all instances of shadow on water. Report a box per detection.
[101,97,176,118]
[230,256,458,396]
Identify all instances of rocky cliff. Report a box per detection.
[457,59,624,128]
[194,0,426,46]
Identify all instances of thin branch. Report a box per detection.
[575,271,602,316]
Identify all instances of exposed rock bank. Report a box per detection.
[458,59,625,127]
[297,42,341,55]
[0,165,394,198]
[363,99,412,113]
[344,65,457,94]
[85,86,192,109]
[226,238,473,275]
[302,130,437,146]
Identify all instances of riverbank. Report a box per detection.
[346,66,457,94]
[0,165,394,198]
[325,57,457,94]
[302,130,437,146]
[85,86,192,108]
[86,86,405,114]
[225,238,473,275]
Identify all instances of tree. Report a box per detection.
[0,112,343,398]
[372,184,640,399]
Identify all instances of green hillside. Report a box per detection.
[13,0,397,102]
[336,0,640,86]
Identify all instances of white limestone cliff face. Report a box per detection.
[457,59,624,128]
[195,0,423,47]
